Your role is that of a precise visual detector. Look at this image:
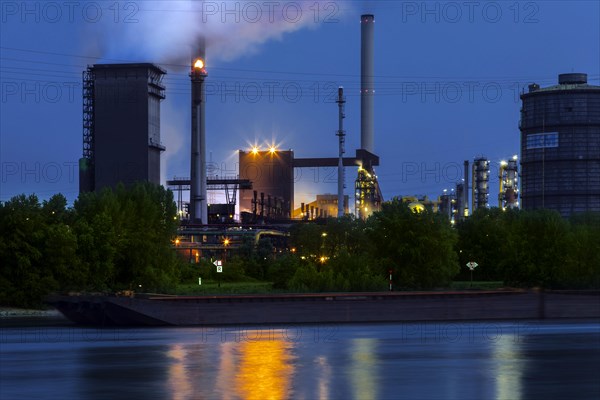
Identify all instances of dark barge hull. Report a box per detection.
[46,290,600,327]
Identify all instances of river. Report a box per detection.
[1,319,599,399]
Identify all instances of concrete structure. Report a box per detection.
[190,40,208,224]
[79,63,166,192]
[360,14,375,153]
[520,73,600,217]
[355,14,382,219]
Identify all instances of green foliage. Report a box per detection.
[0,183,183,307]
[367,199,460,289]
[456,208,599,288]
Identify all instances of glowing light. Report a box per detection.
[223,238,230,246]
[235,333,294,399]
[193,59,204,69]
[512,155,518,160]
[320,256,326,263]
[175,239,180,246]
[500,160,508,166]
[251,146,259,155]
[269,146,277,154]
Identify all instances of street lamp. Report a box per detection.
[320,232,327,268]
[223,238,230,263]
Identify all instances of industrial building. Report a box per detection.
[520,73,600,216]
[499,156,519,209]
[472,157,490,211]
[292,194,350,220]
[239,148,294,221]
[79,63,166,193]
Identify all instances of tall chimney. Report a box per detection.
[336,87,346,218]
[360,14,375,154]
[190,38,208,224]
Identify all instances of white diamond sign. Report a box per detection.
[466,261,478,270]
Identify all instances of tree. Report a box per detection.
[367,199,459,289]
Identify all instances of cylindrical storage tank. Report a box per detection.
[520,73,600,217]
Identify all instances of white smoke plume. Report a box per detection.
[84,0,348,67]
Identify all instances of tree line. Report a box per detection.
[1,187,598,308]
[0,183,181,307]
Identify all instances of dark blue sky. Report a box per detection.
[1,1,599,210]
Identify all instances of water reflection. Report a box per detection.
[350,338,378,400]
[2,322,597,399]
[315,355,332,400]
[167,344,193,400]
[493,333,524,400]
[234,330,295,399]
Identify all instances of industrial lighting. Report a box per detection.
[269,146,277,154]
[251,146,259,155]
[193,58,205,69]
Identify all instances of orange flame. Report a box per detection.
[193,59,204,69]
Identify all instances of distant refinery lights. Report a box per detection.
[499,155,519,210]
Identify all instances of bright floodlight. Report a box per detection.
[269,146,277,154]
[251,146,259,155]
[194,59,204,69]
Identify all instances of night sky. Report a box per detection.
[1,1,599,211]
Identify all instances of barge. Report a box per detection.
[46,290,600,326]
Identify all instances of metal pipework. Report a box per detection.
[190,41,208,224]
[336,86,346,218]
[360,14,375,153]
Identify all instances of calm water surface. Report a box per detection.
[1,320,599,399]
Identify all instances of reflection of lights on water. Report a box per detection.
[493,333,524,400]
[234,330,294,400]
[350,338,378,399]
[215,342,237,400]
[316,356,331,399]
[167,344,193,400]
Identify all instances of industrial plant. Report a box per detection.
[76,13,599,260]
[79,63,167,193]
[520,73,600,217]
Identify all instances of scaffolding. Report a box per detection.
[499,156,520,209]
[82,68,95,162]
[472,157,490,211]
[355,166,382,220]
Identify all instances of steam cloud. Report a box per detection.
[84,0,347,67]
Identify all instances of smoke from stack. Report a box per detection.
[83,1,347,66]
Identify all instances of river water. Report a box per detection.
[1,319,599,399]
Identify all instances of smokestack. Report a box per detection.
[464,160,469,217]
[360,14,375,154]
[190,38,208,224]
[337,87,346,218]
